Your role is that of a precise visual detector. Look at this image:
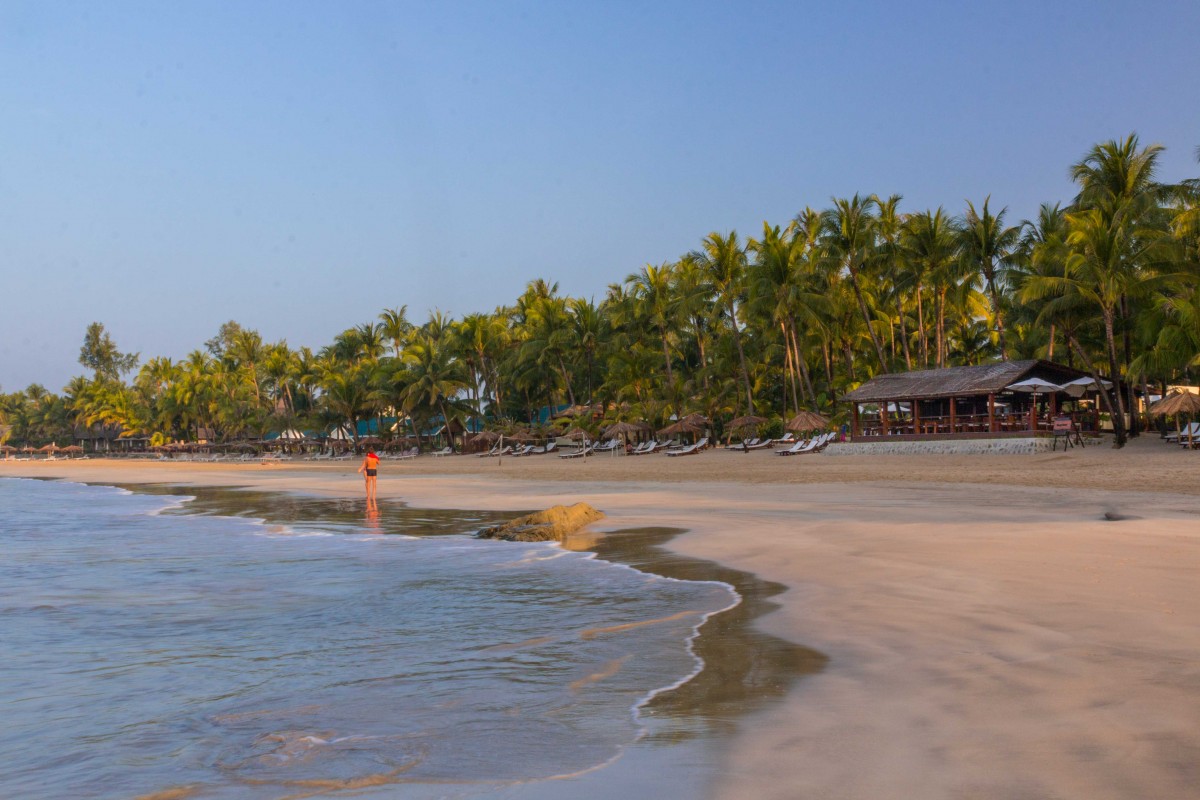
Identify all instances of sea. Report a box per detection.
[0,477,743,799]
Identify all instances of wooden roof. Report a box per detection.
[842,360,1095,403]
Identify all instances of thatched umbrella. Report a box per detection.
[60,445,83,455]
[1148,391,1200,444]
[785,411,831,432]
[603,421,650,440]
[561,426,591,440]
[1149,391,1200,417]
[38,443,61,453]
[680,413,710,427]
[0,444,15,454]
[727,415,767,430]
[21,445,37,454]
[471,430,502,444]
[658,419,704,439]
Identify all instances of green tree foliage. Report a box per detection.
[6,135,1197,451]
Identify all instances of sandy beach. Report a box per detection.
[5,436,1200,799]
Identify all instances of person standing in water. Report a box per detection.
[357,450,380,509]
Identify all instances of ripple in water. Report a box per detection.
[0,479,734,798]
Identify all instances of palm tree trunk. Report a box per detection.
[792,327,817,409]
[660,329,674,387]
[727,300,754,414]
[1047,324,1056,361]
[1102,312,1128,447]
[895,291,912,370]
[935,291,946,369]
[847,265,889,372]
[916,285,928,367]
[989,280,1007,360]
[781,322,799,414]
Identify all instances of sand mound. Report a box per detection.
[475,503,605,542]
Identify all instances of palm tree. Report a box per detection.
[626,263,679,387]
[961,197,1020,359]
[821,195,889,372]
[379,306,412,358]
[690,232,755,413]
[902,208,961,368]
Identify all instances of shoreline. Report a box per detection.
[5,452,1200,797]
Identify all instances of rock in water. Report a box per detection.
[475,503,606,542]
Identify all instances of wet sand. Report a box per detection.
[5,437,1200,798]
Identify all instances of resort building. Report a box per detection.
[842,360,1110,440]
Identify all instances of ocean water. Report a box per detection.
[0,478,737,799]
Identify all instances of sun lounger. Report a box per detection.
[725,437,759,450]
[1166,422,1200,444]
[558,442,596,459]
[777,432,834,455]
[665,437,709,457]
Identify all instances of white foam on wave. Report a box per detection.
[538,536,742,744]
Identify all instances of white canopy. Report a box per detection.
[327,425,355,440]
[1006,378,1063,394]
[1058,376,1113,398]
[278,427,307,440]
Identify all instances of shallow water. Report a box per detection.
[1,478,744,798]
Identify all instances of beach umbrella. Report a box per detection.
[60,445,83,454]
[603,421,650,439]
[561,426,591,440]
[785,411,831,432]
[1006,378,1064,394]
[38,443,60,453]
[1148,391,1200,445]
[679,413,709,426]
[1147,391,1200,417]
[1059,376,1113,398]
[0,444,15,453]
[727,415,768,430]
[658,419,704,438]
[471,430,502,444]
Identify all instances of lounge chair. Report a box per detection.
[558,442,596,459]
[771,433,796,446]
[593,439,621,453]
[665,437,709,457]
[777,432,834,455]
[725,437,759,450]
[392,447,420,460]
[1165,422,1200,444]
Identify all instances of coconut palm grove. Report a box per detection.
[3,135,1198,451]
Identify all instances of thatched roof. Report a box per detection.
[842,360,1095,403]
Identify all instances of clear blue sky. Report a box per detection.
[2,0,1198,391]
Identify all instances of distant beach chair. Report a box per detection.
[665,437,709,457]
[431,446,454,457]
[558,442,596,459]
[777,432,834,455]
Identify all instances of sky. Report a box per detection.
[2,0,1198,391]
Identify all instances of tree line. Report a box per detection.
[2,135,1197,450]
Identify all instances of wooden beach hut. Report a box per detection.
[842,360,1109,440]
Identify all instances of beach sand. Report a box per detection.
[5,435,1200,798]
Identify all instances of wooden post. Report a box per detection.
[852,404,860,438]
[1049,392,1058,420]
[1029,394,1038,431]
[948,396,957,435]
[988,393,996,432]
[880,403,890,436]
[912,398,922,436]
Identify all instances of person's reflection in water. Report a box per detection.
[365,506,381,533]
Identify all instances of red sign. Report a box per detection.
[1053,417,1073,432]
